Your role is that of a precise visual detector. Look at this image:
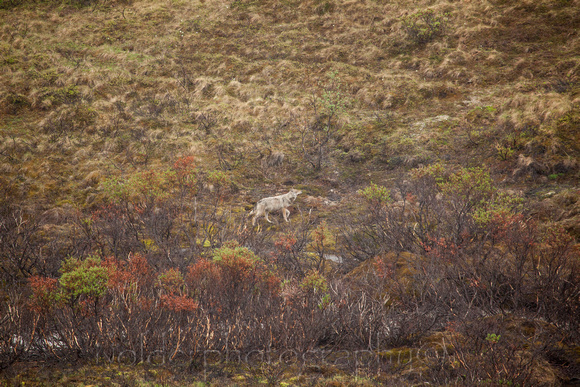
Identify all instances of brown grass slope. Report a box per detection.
[1,0,579,215]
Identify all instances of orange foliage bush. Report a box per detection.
[159,293,198,312]
[28,276,59,314]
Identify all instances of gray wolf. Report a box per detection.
[250,189,302,226]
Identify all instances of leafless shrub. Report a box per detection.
[129,93,185,124]
[442,318,542,386]
[1,157,577,383]
[295,71,345,171]
[0,207,46,282]
[0,291,33,370]
[192,111,219,135]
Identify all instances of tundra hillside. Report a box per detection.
[1,0,579,385]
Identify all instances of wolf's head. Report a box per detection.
[289,188,302,199]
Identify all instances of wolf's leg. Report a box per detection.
[252,209,261,226]
[265,211,273,223]
[283,208,290,222]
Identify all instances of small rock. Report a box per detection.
[542,191,556,199]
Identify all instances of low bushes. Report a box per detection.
[0,160,578,385]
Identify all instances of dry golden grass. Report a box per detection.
[0,0,578,213]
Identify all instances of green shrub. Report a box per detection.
[358,182,392,207]
[59,256,109,300]
[495,143,515,160]
[401,10,449,45]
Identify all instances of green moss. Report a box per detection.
[40,85,80,105]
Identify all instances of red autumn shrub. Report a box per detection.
[171,155,197,192]
[103,254,154,309]
[28,275,59,314]
[275,234,297,252]
[271,231,309,274]
[127,253,154,282]
[158,268,185,294]
[103,256,133,293]
[191,246,281,319]
[159,293,198,312]
[186,258,221,292]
